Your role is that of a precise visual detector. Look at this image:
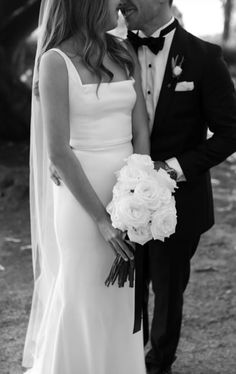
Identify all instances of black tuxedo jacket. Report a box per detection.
[149,23,236,238]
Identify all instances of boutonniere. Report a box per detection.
[168,54,184,88]
[172,55,184,79]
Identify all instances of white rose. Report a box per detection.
[173,65,182,77]
[150,197,177,241]
[127,225,152,246]
[114,195,151,228]
[106,200,126,231]
[112,181,134,200]
[134,178,170,210]
[158,188,172,206]
[117,164,148,186]
[126,154,154,173]
[151,168,177,193]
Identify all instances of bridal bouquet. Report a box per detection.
[105,154,177,288]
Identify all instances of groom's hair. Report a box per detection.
[169,0,173,6]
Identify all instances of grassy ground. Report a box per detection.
[0,141,236,374]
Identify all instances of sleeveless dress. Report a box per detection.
[25,48,146,374]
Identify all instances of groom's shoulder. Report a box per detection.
[180,27,222,59]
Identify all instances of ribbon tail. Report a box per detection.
[133,245,144,334]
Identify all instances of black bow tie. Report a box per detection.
[128,19,178,55]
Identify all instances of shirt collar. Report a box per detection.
[139,17,175,38]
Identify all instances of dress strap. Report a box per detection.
[49,48,84,86]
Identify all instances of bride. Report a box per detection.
[22,0,150,373]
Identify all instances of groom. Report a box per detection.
[122,0,236,373]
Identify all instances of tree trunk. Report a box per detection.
[223,0,233,41]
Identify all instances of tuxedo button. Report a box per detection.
[148,64,152,68]
[147,90,151,95]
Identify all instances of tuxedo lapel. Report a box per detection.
[151,25,188,140]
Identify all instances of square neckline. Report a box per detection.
[50,48,134,87]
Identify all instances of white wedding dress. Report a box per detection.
[25,48,146,374]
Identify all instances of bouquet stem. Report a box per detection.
[105,242,135,288]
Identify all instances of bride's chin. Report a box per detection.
[105,15,119,32]
[105,23,118,32]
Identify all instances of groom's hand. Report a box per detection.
[49,163,61,186]
[154,160,178,181]
[154,161,166,171]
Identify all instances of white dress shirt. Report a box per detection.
[138,17,186,181]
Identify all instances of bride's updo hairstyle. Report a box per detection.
[36,0,134,91]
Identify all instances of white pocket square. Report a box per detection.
[175,81,194,92]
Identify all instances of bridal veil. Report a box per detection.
[22,0,60,367]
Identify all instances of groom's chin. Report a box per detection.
[125,19,137,31]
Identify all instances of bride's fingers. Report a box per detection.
[50,172,61,186]
[121,231,126,240]
[110,239,128,262]
[126,240,136,252]
[116,238,134,261]
[109,244,117,258]
[49,164,61,186]
[115,230,126,241]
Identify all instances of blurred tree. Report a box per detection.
[221,0,236,71]
[222,0,234,41]
[0,0,40,140]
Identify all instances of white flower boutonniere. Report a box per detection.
[171,55,184,79]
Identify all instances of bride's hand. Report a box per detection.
[97,216,134,262]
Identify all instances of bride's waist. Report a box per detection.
[70,137,132,151]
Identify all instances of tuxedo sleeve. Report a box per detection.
[177,46,236,181]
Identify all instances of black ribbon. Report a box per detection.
[133,245,144,333]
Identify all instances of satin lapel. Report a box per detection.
[151,25,187,140]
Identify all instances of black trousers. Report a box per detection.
[144,234,201,371]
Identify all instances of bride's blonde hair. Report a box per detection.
[36,0,134,92]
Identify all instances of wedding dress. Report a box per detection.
[25,48,146,374]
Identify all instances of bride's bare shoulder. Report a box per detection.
[39,50,69,87]
[40,49,66,73]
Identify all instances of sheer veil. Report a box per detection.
[22,0,60,367]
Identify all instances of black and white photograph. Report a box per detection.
[0,1,236,373]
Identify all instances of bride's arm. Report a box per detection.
[130,49,150,155]
[39,51,133,261]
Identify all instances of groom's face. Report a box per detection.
[121,0,163,30]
